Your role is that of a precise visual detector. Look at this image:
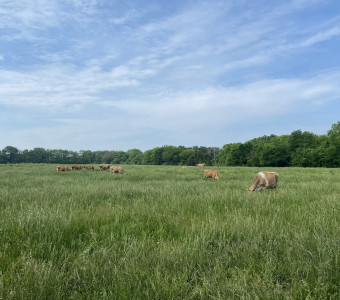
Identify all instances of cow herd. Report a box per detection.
[56,164,279,194]
[56,164,125,174]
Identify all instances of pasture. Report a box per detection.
[0,164,339,299]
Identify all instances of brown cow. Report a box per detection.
[85,166,94,170]
[56,166,69,172]
[110,166,125,174]
[71,165,84,170]
[99,164,110,170]
[196,163,206,167]
[204,169,219,180]
[247,171,279,194]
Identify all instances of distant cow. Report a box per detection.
[204,169,219,180]
[196,163,206,167]
[56,166,69,172]
[71,165,84,171]
[99,164,110,170]
[85,166,94,170]
[247,171,279,194]
[110,166,125,174]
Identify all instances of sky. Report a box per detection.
[0,0,340,151]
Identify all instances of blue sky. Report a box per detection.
[1,0,340,151]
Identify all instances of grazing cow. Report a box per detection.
[99,164,110,170]
[196,163,206,167]
[204,169,219,180]
[71,165,84,171]
[85,166,94,170]
[56,166,69,172]
[110,166,125,174]
[247,171,279,194]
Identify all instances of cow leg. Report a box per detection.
[255,186,264,192]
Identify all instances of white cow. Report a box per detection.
[247,171,279,194]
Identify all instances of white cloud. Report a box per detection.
[112,71,340,135]
[299,26,340,47]
[0,61,147,108]
[0,0,61,31]
[109,9,140,25]
[1,70,339,151]
[1,0,340,150]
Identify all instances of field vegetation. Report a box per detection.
[0,164,339,299]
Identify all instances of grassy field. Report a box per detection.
[0,164,339,299]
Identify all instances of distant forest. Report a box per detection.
[1,121,339,168]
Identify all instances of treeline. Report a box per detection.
[1,121,339,167]
[0,146,219,166]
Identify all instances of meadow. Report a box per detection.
[0,164,339,299]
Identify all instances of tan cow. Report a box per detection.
[204,169,219,180]
[85,165,94,170]
[247,171,279,194]
[99,164,110,170]
[110,166,125,174]
[56,166,69,172]
[71,165,84,170]
[196,163,206,167]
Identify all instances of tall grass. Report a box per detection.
[0,164,339,299]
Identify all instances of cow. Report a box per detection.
[247,171,279,194]
[110,166,125,174]
[204,169,219,180]
[56,166,69,172]
[85,166,94,170]
[99,164,110,170]
[71,165,84,171]
[196,163,206,167]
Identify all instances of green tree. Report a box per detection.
[28,148,48,163]
[142,150,152,165]
[291,147,319,167]
[111,151,128,164]
[150,147,163,165]
[52,149,74,164]
[221,143,246,166]
[195,146,209,165]
[126,149,143,165]
[0,150,5,164]
[324,121,340,167]
[97,151,115,164]
[245,135,276,166]
[289,130,321,167]
[19,149,30,163]
[289,130,318,151]
[206,147,220,166]
[79,150,95,164]
[259,136,290,167]
[179,148,196,165]
[161,146,181,165]
[1,146,19,163]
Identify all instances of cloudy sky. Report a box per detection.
[1,0,340,151]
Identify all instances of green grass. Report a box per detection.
[0,164,339,299]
